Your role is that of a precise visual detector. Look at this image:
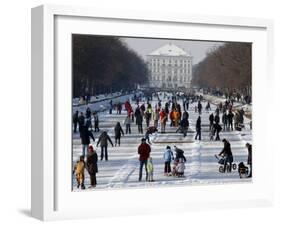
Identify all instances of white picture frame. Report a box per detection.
[31,4,274,221]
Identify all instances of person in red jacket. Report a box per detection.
[138,138,151,181]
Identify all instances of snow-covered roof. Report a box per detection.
[148,43,190,57]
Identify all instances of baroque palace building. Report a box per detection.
[147,43,192,89]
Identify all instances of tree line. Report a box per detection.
[73,35,149,97]
[192,42,252,96]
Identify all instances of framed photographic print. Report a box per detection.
[31,4,274,221]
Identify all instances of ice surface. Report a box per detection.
[72,93,252,191]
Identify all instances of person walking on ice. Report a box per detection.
[73,155,86,189]
[86,145,98,188]
[218,139,233,173]
[152,108,160,128]
[160,108,167,133]
[222,112,228,131]
[137,138,151,181]
[135,106,143,134]
[163,146,174,176]
[227,110,234,131]
[78,112,85,132]
[114,122,124,146]
[96,131,114,161]
[146,157,154,182]
[195,116,201,140]
[93,111,99,132]
[73,110,79,133]
[79,124,95,157]
[209,113,214,131]
[198,101,202,114]
[124,115,132,134]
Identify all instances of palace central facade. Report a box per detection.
[147,43,192,89]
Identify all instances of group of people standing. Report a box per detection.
[137,138,187,182]
[73,144,98,189]
[217,139,252,178]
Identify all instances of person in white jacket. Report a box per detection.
[176,158,185,177]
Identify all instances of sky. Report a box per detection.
[121,37,224,65]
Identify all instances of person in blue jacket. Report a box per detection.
[163,146,174,176]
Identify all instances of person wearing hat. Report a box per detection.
[163,146,174,176]
[73,155,86,190]
[86,145,98,188]
[137,138,151,181]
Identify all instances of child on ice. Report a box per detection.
[74,155,86,189]
[146,157,154,182]
[163,146,174,176]
[175,158,186,177]
[171,159,179,176]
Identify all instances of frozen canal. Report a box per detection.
[72,93,252,191]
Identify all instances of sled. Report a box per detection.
[214,155,237,173]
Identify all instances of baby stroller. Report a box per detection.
[215,155,237,173]
[238,162,249,178]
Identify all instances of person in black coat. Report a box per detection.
[86,145,98,188]
[93,112,99,132]
[219,139,233,172]
[227,110,234,130]
[182,111,189,120]
[86,107,91,119]
[215,107,220,116]
[195,116,201,140]
[222,112,228,131]
[246,143,252,178]
[209,113,214,131]
[174,146,186,162]
[114,122,124,146]
[205,102,211,111]
[80,125,95,157]
[117,102,122,114]
[213,122,222,141]
[198,101,202,115]
[214,113,220,125]
[73,110,79,133]
[109,100,113,114]
[135,107,143,134]
[78,112,85,132]
[177,117,189,137]
[186,100,189,111]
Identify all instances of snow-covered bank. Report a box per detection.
[200,93,252,119]
[73,92,123,106]
[72,93,134,114]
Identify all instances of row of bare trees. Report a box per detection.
[192,42,252,96]
[72,35,149,97]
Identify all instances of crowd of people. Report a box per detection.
[72,91,252,189]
